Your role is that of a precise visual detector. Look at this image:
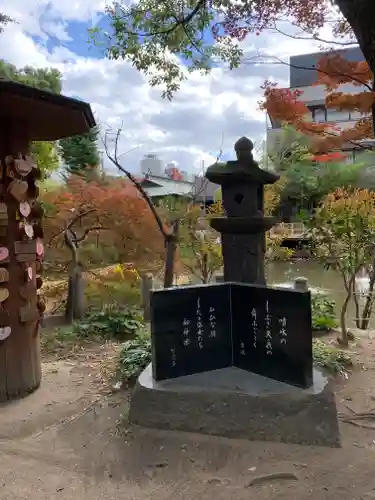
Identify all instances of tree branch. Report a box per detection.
[103,128,171,240]
[108,0,206,39]
[243,53,373,91]
[75,226,106,244]
[270,20,356,47]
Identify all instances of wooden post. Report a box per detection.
[163,219,179,288]
[0,121,42,402]
[141,273,154,321]
[294,277,308,292]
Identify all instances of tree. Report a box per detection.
[304,188,375,346]
[267,126,365,217]
[90,0,375,100]
[178,202,223,284]
[0,60,62,177]
[0,60,62,93]
[59,127,101,179]
[261,52,374,153]
[103,128,185,288]
[30,142,61,180]
[0,60,100,178]
[0,13,13,33]
[43,175,165,272]
[62,208,104,322]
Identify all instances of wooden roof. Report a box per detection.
[0,79,96,141]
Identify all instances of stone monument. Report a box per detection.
[129,137,340,448]
[205,136,279,284]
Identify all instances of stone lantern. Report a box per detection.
[0,80,96,402]
[205,137,279,285]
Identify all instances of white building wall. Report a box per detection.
[140,154,163,176]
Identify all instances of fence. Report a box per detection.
[270,222,307,239]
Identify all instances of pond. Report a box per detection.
[267,260,372,328]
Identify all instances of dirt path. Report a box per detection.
[2,335,375,500]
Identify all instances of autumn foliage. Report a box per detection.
[261,53,375,152]
[305,188,375,343]
[42,176,165,272]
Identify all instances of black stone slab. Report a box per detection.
[150,282,313,388]
[151,283,232,381]
[231,283,313,388]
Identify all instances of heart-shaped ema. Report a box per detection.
[0,247,9,262]
[19,201,31,217]
[23,222,34,239]
[0,326,11,341]
[14,155,34,176]
[26,266,33,281]
[0,288,9,302]
[0,268,9,283]
[8,179,28,201]
[36,239,44,257]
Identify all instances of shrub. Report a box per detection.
[118,330,152,383]
[313,339,352,375]
[74,308,144,340]
[311,293,338,332]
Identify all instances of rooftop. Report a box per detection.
[0,79,96,141]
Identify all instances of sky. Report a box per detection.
[0,0,336,175]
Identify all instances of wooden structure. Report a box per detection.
[270,222,307,240]
[0,80,95,402]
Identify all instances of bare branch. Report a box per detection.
[190,132,224,204]
[242,53,372,91]
[75,226,106,244]
[103,128,171,240]
[67,208,97,230]
[270,21,357,47]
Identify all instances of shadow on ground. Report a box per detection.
[1,347,375,500]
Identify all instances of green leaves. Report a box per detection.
[74,308,144,340]
[59,127,100,179]
[311,294,338,331]
[90,0,242,99]
[30,141,60,179]
[118,331,152,381]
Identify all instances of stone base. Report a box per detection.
[129,364,341,448]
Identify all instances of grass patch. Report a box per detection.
[313,339,353,375]
[41,307,146,358]
[40,324,92,357]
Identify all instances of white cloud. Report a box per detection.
[0,1,334,174]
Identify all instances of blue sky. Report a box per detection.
[0,1,327,173]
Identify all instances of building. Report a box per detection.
[139,154,217,205]
[266,46,374,166]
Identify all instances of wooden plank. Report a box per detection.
[14,240,37,255]
[16,253,36,263]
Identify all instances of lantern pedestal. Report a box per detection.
[205,137,279,285]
